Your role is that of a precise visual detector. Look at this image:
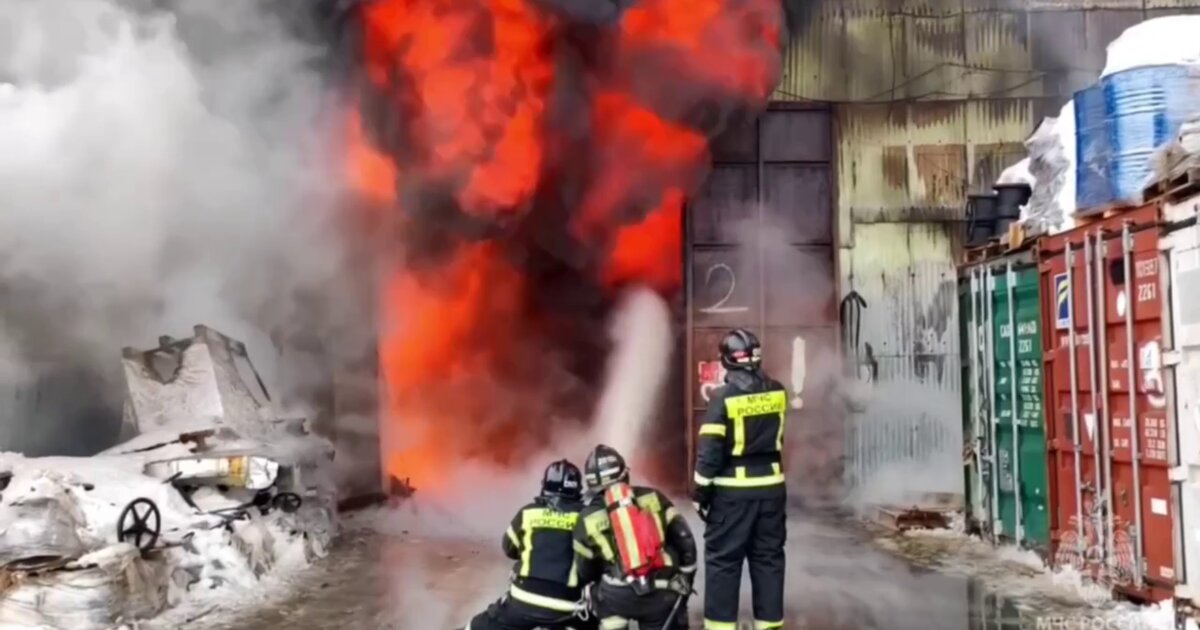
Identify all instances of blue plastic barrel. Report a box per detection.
[1074,84,1108,210]
[1073,64,1200,212]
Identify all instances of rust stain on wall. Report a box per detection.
[914,144,967,205]
[776,1,1200,102]
[883,147,908,190]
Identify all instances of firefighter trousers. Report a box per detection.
[702,494,786,629]
[594,580,688,630]
[464,595,597,630]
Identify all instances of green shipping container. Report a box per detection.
[959,254,1050,551]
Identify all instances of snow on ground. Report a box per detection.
[875,517,1177,630]
[0,452,320,629]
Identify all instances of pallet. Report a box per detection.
[1144,167,1200,203]
[1071,206,1133,228]
[963,222,1038,265]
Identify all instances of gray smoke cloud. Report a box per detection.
[0,0,359,454]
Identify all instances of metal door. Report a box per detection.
[684,103,838,503]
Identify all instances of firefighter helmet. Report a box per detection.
[541,459,583,501]
[584,444,629,490]
[719,328,762,371]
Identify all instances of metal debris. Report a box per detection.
[873,504,955,532]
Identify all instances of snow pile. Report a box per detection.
[887,526,1176,629]
[1101,17,1200,78]
[997,158,1036,187]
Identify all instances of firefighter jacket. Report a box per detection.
[501,498,586,614]
[694,368,789,500]
[571,486,698,587]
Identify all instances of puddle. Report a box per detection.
[160,516,1172,630]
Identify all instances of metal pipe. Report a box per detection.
[1007,260,1023,547]
[1096,231,1116,570]
[1084,233,1105,556]
[1122,223,1145,587]
[985,265,1001,541]
[1066,243,1085,547]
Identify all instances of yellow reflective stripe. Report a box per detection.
[694,471,713,487]
[585,512,616,561]
[699,424,726,437]
[704,621,738,630]
[505,526,520,549]
[573,539,595,559]
[508,584,578,612]
[519,508,543,576]
[772,462,781,476]
[601,617,628,630]
[732,415,746,456]
[776,411,787,452]
[713,472,786,487]
[665,506,680,524]
[755,621,785,630]
[636,493,666,542]
[735,466,747,479]
[568,557,579,588]
[724,390,788,457]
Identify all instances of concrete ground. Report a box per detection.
[161,511,1160,630]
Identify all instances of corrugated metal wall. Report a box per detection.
[773,0,1200,504]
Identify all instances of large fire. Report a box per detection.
[349,0,783,493]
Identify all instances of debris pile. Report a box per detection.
[0,326,336,629]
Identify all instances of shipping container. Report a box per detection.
[960,251,1051,551]
[1163,193,1200,614]
[1038,203,1176,602]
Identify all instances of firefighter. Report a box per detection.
[573,444,698,630]
[692,328,788,630]
[463,459,595,630]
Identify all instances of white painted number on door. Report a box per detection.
[699,263,750,314]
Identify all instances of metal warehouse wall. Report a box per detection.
[773,0,1200,504]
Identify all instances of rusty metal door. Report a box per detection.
[684,103,839,504]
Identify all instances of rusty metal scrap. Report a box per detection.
[873,504,954,532]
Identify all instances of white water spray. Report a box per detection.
[589,287,673,465]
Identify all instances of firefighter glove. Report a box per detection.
[691,486,712,521]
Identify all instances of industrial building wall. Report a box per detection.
[771,0,1200,505]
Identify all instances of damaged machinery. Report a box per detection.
[0,325,337,630]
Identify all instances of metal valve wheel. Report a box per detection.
[117,497,162,552]
[271,492,303,514]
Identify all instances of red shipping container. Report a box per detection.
[1038,203,1176,603]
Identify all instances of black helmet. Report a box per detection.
[584,444,629,490]
[719,328,762,371]
[541,459,583,501]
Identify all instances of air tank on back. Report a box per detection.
[1075,64,1200,213]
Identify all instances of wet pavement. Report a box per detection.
[158,512,1170,630]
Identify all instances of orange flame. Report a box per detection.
[349,0,783,492]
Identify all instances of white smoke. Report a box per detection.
[0,0,353,450]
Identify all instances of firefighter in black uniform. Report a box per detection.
[573,445,698,630]
[464,459,595,630]
[692,328,788,630]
